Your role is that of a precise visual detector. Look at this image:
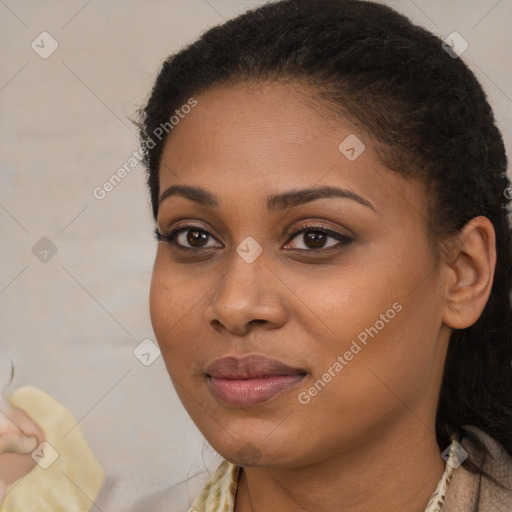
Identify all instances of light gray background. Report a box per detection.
[1,0,511,508]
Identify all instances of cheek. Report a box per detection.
[288,300,440,460]
[290,246,442,400]
[149,254,207,369]
[306,280,443,428]
[275,259,399,353]
[149,258,173,344]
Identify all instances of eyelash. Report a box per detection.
[154,222,354,253]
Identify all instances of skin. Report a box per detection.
[0,405,45,500]
[149,81,496,512]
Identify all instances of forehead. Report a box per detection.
[158,81,428,219]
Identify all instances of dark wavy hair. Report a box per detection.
[137,0,512,464]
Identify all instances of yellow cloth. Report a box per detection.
[0,386,105,512]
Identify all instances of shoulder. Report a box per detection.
[443,425,512,512]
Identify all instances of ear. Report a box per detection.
[442,216,496,329]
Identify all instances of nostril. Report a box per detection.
[249,319,266,326]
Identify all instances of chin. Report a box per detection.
[208,429,311,469]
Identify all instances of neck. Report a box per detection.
[234,420,445,512]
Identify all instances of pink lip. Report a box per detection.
[205,355,307,407]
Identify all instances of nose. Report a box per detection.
[205,248,287,336]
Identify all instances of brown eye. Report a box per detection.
[303,232,328,248]
[155,225,223,250]
[186,229,209,247]
[284,226,354,251]
[171,226,222,249]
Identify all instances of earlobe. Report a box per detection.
[442,216,496,330]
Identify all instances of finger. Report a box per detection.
[0,431,38,454]
[1,407,44,445]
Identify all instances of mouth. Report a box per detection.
[205,355,307,407]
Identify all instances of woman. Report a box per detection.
[137,0,512,510]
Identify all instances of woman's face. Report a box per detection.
[150,81,451,467]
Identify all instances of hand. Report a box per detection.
[0,404,45,502]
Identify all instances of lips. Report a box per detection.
[205,355,307,407]
[206,355,306,379]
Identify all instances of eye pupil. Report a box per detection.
[187,229,208,247]
[304,232,326,248]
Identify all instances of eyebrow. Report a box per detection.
[159,184,377,212]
